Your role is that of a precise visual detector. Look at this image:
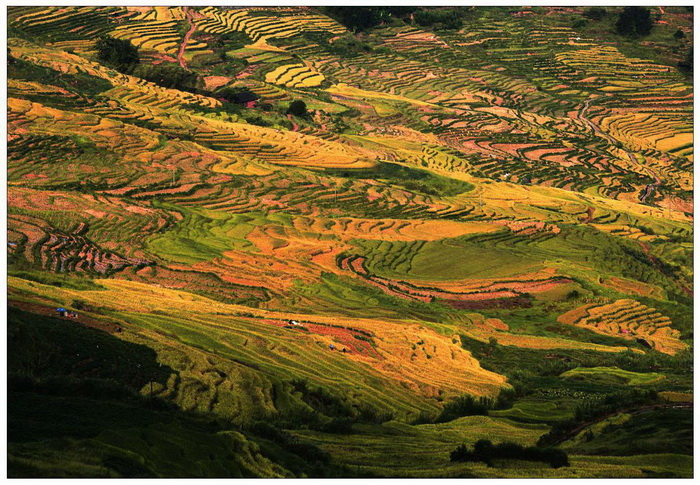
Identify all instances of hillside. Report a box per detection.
[6,6,693,478]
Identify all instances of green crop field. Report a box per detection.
[6,5,693,478]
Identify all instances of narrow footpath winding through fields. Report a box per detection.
[287,114,299,132]
[177,6,196,69]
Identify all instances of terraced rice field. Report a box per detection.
[265,63,326,88]
[557,299,687,355]
[6,5,693,479]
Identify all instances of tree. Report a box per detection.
[546,448,570,468]
[323,7,388,32]
[473,439,495,457]
[435,394,492,423]
[450,444,482,463]
[287,100,308,117]
[132,63,198,91]
[414,8,465,30]
[615,7,653,38]
[216,87,258,105]
[323,7,418,32]
[95,36,139,73]
[583,7,607,21]
[678,46,693,73]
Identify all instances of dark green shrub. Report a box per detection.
[287,100,308,117]
[583,7,607,20]
[414,8,465,30]
[133,63,198,91]
[95,36,139,73]
[451,440,569,468]
[216,87,257,104]
[320,417,354,434]
[678,46,693,72]
[435,394,492,423]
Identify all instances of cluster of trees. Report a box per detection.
[413,8,466,30]
[413,388,518,425]
[321,7,415,32]
[450,439,569,468]
[287,100,307,117]
[678,46,693,73]
[216,86,258,104]
[583,7,607,21]
[578,7,655,38]
[434,394,492,422]
[324,6,663,38]
[579,7,658,40]
[133,63,198,91]
[322,7,471,32]
[95,35,139,73]
[615,7,653,37]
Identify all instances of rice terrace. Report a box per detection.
[5,4,694,478]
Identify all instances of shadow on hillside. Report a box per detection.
[8,306,178,443]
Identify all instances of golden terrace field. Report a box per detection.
[7,5,693,478]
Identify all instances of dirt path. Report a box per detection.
[581,206,595,223]
[287,114,299,132]
[638,183,656,203]
[578,98,661,202]
[177,6,196,69]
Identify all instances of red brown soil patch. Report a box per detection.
[235,64,260,79]
[658,195,693,214]
[203,75,232,91]
[150,53,178,64]
[305,323,379,357]
[260,318,380,358]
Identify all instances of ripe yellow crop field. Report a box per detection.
[111,8,186,55]
[601,112,693,157]
[265,63,325,88]
[194,7,345,43]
